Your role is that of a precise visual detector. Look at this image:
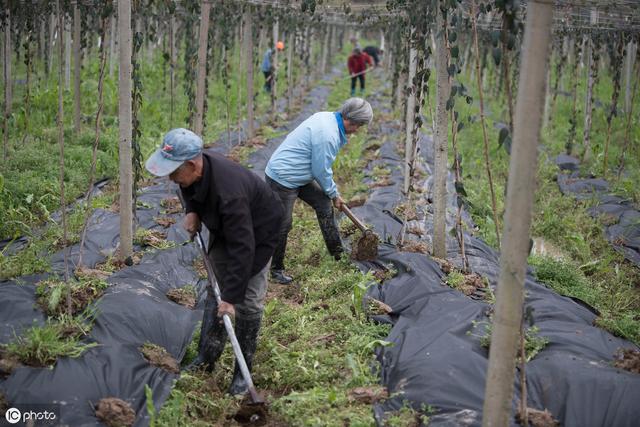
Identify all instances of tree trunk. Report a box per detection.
[194,0,211,136]
[617,65,638,179]
[109,15,116,78]
[482,2,553,426]
[244,9,254,139]
[542,66,551,130]
[65,16,71,89]
[321,27,329,75]
[471,0,501,248]
[56,0,70,285]
[403,30,417,195]
[624,41,637,114]
[433,9,450,259]
[3,6,10,161]
[271,19,279,122]
[237,19,243,146]
[582,37,595,162]
[286,29,294,118]
[47,12,55,76]
[73,1,81,133]
[118,0,134,261]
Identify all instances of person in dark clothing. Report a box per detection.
[363,46,383,67]
[347,48,373,96]
[145,128,283,396]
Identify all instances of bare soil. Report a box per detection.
[233,396,269,426]
[166,287,197,309]
[95,398,136,427]
[75,266,111,281]
[347,193,368,208]
[140,343,180,374]
[614,348,640,374]
[305,252,321,267]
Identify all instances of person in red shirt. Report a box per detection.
[347,48,373,96]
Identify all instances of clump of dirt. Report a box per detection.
[305,252,321,267]
[347,193,368,208]
[516,408,559,427]
[140,343,180,374]
[246,136,267,147]
[193,258,207,279]
[75,266,111,281]
[613,236,628,246]
[0,348,20,378]
[350,231,379,261]
[95,397,136,427]
[365,142,382,152]
[406,225,424,237]
[0,391,8,413]
[348,386,389,404]
[161,197,182,214]
[433,257,454,274]
[395,203,418,221]
[457,273,486,296]
[599,213,619,226]
[155,216,176,228]
[233,395,269,426]
[366,297,393,315]
[166,287,197,309]
[399,240,429,254]
[134,229,169,248]
[369,177,393,188]
[614,348,640,374]
[96,250,143,273]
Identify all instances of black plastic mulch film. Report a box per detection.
[1,72,639,427]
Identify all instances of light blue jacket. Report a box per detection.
[266,112,347,199]
[261,49,272,72]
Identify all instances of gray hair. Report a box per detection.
[339,98,373,125]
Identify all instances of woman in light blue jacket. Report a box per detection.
[266,98,373,283]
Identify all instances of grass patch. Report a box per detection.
[4,321,97,367]
[469,320,549,363]
[530,255,640,344]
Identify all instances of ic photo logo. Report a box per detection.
[4,406,58,425]
[4,408,21,424]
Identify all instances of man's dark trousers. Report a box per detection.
[266,176,343,270]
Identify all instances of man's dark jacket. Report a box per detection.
[181,151,283,304]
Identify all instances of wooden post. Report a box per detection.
[65,15,71,89]
[169,16,175,127]
[118,0,134,261]
[73,1,81,133]
[109,15,116,78]
[582,10,598,161]
[271,19,279,121]
[244,8,254,139]
[482,2,554,426]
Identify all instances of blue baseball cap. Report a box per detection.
[145,128,203,177]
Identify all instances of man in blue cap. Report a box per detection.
[145,128,283,395]
[266,98,373,284]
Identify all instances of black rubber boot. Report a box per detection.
[185,292,227,372]
[228,316,262,396]
[317,213,344,260]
